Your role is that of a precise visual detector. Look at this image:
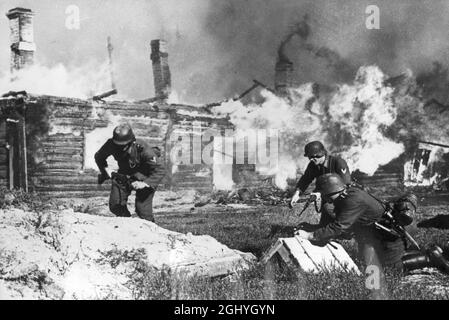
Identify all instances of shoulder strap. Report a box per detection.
[350,184,389,211]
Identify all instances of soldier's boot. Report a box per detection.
[427,245,449,274]
[402,245,449,274]
[402,251,431,272]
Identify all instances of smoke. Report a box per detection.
[278,18,310,64]
[202,0,449,102]
[0,61,125,100]
[3,1,449,104]
[213,65,405,189]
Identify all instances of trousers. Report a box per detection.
[109,178,155,222]
[356,229,405,299]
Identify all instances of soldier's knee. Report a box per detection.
[136,206,154,221]
[142,215,155,223]
[109,204,130,217]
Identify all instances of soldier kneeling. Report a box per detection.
[295,173,449,275]
[95,124,166,222]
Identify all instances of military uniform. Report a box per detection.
[296,154,352,225]
[95,138,165,222]
[311,186,405,270]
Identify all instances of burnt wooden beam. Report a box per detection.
[418,140,449,149]
[252,79,276,94]
[92,88,118,101]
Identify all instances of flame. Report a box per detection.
[0,61,124,99]
[212,65,405,189]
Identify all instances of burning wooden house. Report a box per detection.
[0,8,246,197]
[4,7,443,199]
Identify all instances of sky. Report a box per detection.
[1,0,449,104]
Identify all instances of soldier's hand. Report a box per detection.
[289,190,301,208]
[131,181,149,190]
[98,172,110,185]
[311,192,321,201]
[294,229,313,240]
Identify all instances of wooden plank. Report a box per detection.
[260,240,284,264]
[294,237,336,271]
[326,242,361,274]
[276,245,295,266]
[262,237,360,274]
[282,238,318,272]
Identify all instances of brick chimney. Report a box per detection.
[150,39,171,99]
[6,7,36,72]
[274,59,293,96]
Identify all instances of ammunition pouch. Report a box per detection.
[390,193,417,227]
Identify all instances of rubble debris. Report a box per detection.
[207,186,291,207]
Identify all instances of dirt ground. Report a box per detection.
[2,189,449,299]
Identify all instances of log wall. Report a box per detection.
[0,95,233,197]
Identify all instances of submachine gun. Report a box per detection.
[289,193,320,218]
[98,172,136,192]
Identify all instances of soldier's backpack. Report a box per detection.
[389,193,418,227]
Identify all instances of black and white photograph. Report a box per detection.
[1,0,449,306]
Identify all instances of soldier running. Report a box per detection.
[95,124,166,222]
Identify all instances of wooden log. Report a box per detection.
[34,184,106,191]
[34,164,83,170]
[39,190,110,198]
[34,176,98,184]
[31,169,83,176]
[359,177,402,184]
[49,118,87,126]
[44,137,84,143]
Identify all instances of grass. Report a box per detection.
[122,258,448,300]
[2,187,449,299]
[154,199,449,300]
[0,187,53,211]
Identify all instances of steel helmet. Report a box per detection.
[304,141,327,157]
[112,124,136,145]
[314,173,346,196]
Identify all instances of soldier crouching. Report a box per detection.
[94,123,166,222]
[295,174,449,289]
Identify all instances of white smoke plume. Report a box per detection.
[213,65,404,189]
[0,61,124,100]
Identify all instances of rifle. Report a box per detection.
[290,193,320,218]
[374,207,421,250]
